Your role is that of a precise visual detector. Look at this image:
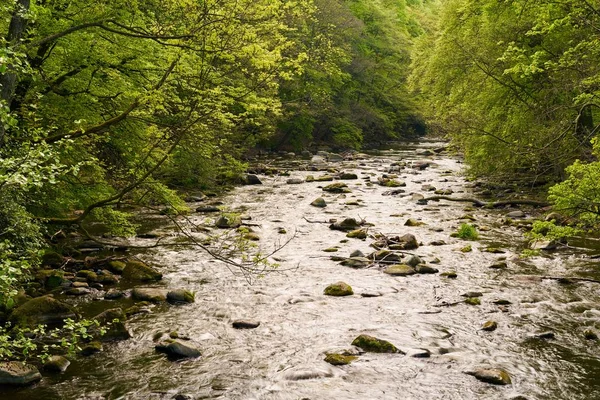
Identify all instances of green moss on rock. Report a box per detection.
[324,282,354,296]
[9,296,77,327]
[324,353,357,365]
[351,334,400,353]
[122,261,162,282]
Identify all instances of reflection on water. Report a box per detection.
[4,140,600,400]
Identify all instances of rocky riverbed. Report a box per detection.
[2,140,600,400]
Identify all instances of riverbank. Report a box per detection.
[3,140,600,400]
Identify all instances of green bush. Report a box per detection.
[456,223,479,240]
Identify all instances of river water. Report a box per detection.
[4,140,600,400]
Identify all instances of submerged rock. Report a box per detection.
[324,282,354,296]
[481,321,498,332]
[340,257,370,268]
[0,362,42,386]
[415,265,439,274]
[467,368,512,385]
[156,341,201,359]
[283,366,334,381]
[215,215,242,229]
[351,334,401,353]
[232,320,260,329]
[245,174,262,185]
[122,261,162,282]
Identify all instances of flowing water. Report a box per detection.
[4,140,600,400]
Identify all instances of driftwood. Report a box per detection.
[421,195,549,208]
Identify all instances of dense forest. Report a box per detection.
[1,0,600,369]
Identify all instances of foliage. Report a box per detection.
[410,0,600,180]
[456,223,479,240]
[0,319,104,363]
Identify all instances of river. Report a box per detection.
[4,140,600,400]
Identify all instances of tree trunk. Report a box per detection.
[0,0,31,144]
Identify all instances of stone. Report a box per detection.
[132,288,168,303]
[584,330,599,340]
[340,257,370,268]
[76,269,98,282]
[324,282,354,296]
[506,210,525,218]
[232,320,260,329]
[81,341,103,356]
[93,308,131,341]
[245,174,262,185]
[106,260,126,274]
[104,289,125,300]
[369,250,401,263]
[415,265,439,274]
[349,250,365,257]
[72,281,89,288]
[97,270,118,284]
[465,298,481,305]
[493,299,512,305]
[468,368,512,385]
[65,287,92,296]
[156,341,201,359]
[324,353,357,365]
[346,229,367,239]
[384,264,416,276]
[329,218,360,232]
[286,178,304,185]
[310,197,327,208]
[323,248,339,253]
[215,215,242,229]
[43,355,70,373]
[339,173,358,180]
[351,334,401,353]
[323,183,351,193]
[9,296,77,327]
[405,218,425,227]
[122,261,162,282]
[315,175,335,182]
[196,205,220,213]
[35,269,66,289]
[461,291,483,298]
[41,251,65,268]
[0,362,42,386]
[429,240,446,247]
[534,331,555,340]
[167,289,195,304]
[390,233,419,250]
[407,349,431,358]
[489,262,508,270]
[243,233,260,241]
[406,255,423,267]
[481,321,498,331]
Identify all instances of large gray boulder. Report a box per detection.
[0,362,42,386]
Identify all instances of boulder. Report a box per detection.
[132,288,168,303]
[286,178,304,185]
[369,250,401,263]
[324,282,354,296]
[34,269,66,289]
[106,260,126,274]
[155,341,201,359]
[384,265,416,276]
[122,261,162,282]
[388,234,419,250]
[467,368,512,385]
[323,183,351,193]
[245,174,262,185]
[43,356,70,373]
[346,229,367,239]
[80,341,102,356]
[481,321,498,332]
[329,218,360,232]
[340,257,370,268]
[41,251,64,268]
[97,270,118,284]
[93,308,131,341]
[339,173,358,180]
[351,334,401,353]
[415,265,439,274]
[9,296,77,327]
[196,205,220,213]
[232,320,260,329]
[310,198,327,208]
[167,289,195,304]
[324,353,356,365]
[0,362,42,386]
[104,289,125,300]
[215,215,242,229]
[405,255,423,267]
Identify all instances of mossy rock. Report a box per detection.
[481,321,497,331]
[346,229,367,239]
[41,251,64,268]
[35,270,66,289]
[92,308,131,341]
[122,261,162,282]
[351,334,400,353]
[465,297,481,306]
[215,214,242,229]
[324,353,357,365]
[76,270,98,282]
[80,341,103,356]
[167,289,195,304]
[132,288,168,302]
[243,233,260,241]
[106,260,126,274]
[330,218,360,232]
[404,218,425,227]
[384,264,416,277]
[441,271,458,279]
[323,248,339,253]
[310,197,327,208]
[323,183,351,193]
[339,173,358,180]
[315,175,335,182]
[9,296,77,328]
[468,368,512,385]
[324,282,354,297]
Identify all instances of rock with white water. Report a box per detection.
[0,362,42,386]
